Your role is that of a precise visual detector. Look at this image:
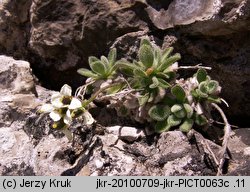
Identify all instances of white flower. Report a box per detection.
[68,98,82,109]
[40,84,84,125]
[83,111,95,125]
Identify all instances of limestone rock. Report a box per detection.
[0,0,31,57]
[28,0,148,89]
[106,126,144,142]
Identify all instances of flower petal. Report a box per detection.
[49,111,61,121]
[63,110,72,125]
[60,84,72,96]
[68,98,82,109]
[51,97,64,109]
[40,104,53,113]
[83,111,95,125]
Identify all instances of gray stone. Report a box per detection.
[106,126,144,142]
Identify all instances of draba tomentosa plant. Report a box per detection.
[39,37,231,175]
[41,38,228,139]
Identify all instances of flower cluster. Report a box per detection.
[40,84,94,139]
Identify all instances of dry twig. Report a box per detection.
[211,103,232,175]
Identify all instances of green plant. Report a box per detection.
[39,37,232,176]
[77,48,118,80]
[41,38,227,139]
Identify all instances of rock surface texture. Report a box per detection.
[0,0,250,175]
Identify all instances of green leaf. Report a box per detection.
[88,56,99,65]
[148,92,155,103]
[191,89,199,98]
[195,114,208,126]
[158,53,181,72]
[139,44,154,68]
[171,104,183,113]
[89,60,107,76]
[134,61,146,69]
[183,103,193,118]
[149,76,159,89]
[167,114,182,127]
[77,68,98,78]
[140,38,151,47]
[207,80,219,94]
[196,89,208,98]
[101,56,110,68]
[108,48,117,66]
[164,71,176,80]
[157,72,170,79]
[148,105,170,121]
[199,81,208,93]
[155,119,171,133]
[157,78,171,89]
[153,47,162,67]
[171,85,186,102]
[171,104,186,119]
[180,119,194,132]
[161,47,174,63]
[138,93,149,106]
[133,68,147,77]
[196,69,207,83]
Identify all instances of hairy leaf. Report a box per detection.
[77,68,98,78]
[148,105,170,121]
[171,104,186,119]
[101,56,109,67]
[155,120,171,133]
[167,114,182,127]
[149,76,159,89]
[196,89,208,98]
[180,119,194,132]
[183,103,193,118]
[171,85,186,102]
[89,60,107,76]
[158,78,171,89]
[196,68,207,83]
[158,53,181,72]
[161,47,174,63]
[139,44,154,68]
[207,80,219,94]
[88,56,99,65]
[138,93,149,106]
[140,38,151,47]
[133,68,147,77]
[108,48,117,66]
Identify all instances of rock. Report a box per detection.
[0,56,73,175]
[146,0,221,30]
[106,126,144,142]
[0,0,31,57]
[31,135,72,176]
[0,127,34,176]
[28,0,148,89]
[227,128,250,175]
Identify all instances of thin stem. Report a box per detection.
[178,64,212,70]
[82,82,122,107]
[211,103,232,176]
